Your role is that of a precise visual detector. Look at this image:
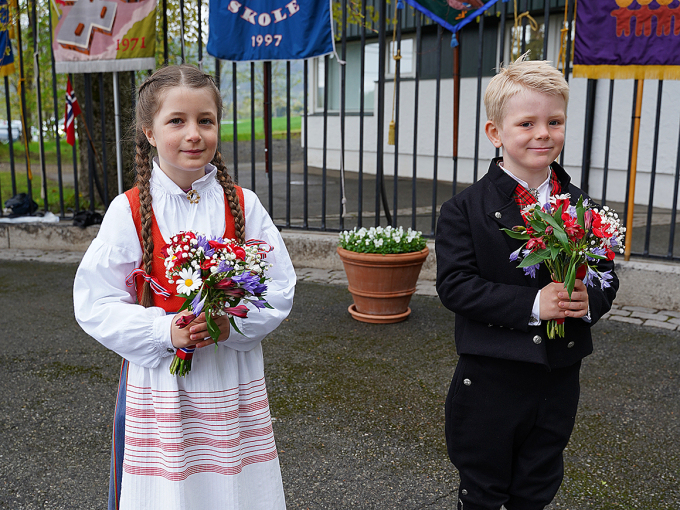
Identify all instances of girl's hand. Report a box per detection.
[170,311,231,349]
[540,280,589,320]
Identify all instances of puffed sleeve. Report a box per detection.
[222,189,296,351]
[73,194,176,368]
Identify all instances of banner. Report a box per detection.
[207,0,335,61]
[51,0,157,74]
[573,0,680,80]
[401,0,501,46]
[0,0,15,77]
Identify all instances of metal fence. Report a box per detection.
[1,0,679,261]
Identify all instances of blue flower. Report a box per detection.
[216,260,233,273]
[586,247,606,261]
[583,266,597,287]
[196,235,214,257]
[598,270,614,289]
[509,247,522,262]
[191,291,207,316]
[523,263,540,278]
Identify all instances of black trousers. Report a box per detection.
[445,354,581,510]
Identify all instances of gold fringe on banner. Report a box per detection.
[573,65,680,81]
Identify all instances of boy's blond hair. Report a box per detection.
[484,55,569,125]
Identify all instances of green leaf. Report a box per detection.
[176,297,193,313]
[229,316,244,336]
[501,228,530,240]
[518,248,551,267]
[206,314,221,342]
[576,195,585,229]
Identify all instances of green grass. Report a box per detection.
[0,168,81,215]
[220,116,301,142]
[0,139,77,166]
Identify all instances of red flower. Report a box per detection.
[213,278,235,290]
[200,258,217,271]
[591,215,607,239]
[208,240,230,251]
[526,236,546,251]
[605,247,616,261]
[553,197,570,213]
[232,246,246,260]
[563,217,584,240]
[175,314,196,329]
[575,264,587,280]
[225,305,249,318]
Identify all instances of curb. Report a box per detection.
[1,221,678,331]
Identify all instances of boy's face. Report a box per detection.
[485,88,566,183]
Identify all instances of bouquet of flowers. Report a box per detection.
[502,194,625,339]
[338,226,426,254]
[162,231,272,376]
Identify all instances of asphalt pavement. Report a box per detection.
[0,260,678,509]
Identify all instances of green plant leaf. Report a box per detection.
[500,228,530,240]
[518,248,551,267]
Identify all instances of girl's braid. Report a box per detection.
[135,132,155,308]
[212,151,245,244]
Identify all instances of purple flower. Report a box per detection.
[216,260,234,273]
[249,299,269,309]
[543,203,552,213]
[566,205,577,218]
[586,247,606,262]
[509,247,522,262]
[191,292,207,316]
[598,270,614,289]
[523,263,540,278]
[610,237,619,248]
[583,266,597,287]
[196,235,215,257]
[232,273,268,295]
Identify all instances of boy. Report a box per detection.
[435,57,618,510]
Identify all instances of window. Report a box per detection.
[316,40,379,113]
[387,37,415,77]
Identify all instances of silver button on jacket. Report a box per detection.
[533,335,542,344]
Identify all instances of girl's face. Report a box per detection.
[143,86,219,189]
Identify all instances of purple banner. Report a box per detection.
[573,0,680,80]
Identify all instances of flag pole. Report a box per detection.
[624,79,644,261]
[113,71,123,195]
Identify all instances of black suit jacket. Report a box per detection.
[435,158,618,370]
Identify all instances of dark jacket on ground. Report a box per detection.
[435,158,619,370]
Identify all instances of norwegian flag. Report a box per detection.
[64,77,81,146]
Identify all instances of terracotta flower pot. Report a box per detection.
[337,246,429,324]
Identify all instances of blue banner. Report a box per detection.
[207,0,335,62]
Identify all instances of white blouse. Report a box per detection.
[73,162,296,367]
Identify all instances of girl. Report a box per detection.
[74,64,295,510]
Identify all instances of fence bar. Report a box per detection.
[113,72,123,196]
[473,14,484,183]
[232,62,238,183]
[431,23,442,236]
[358,0,367,228]
[340,0,347,231]
[263,61,273,214]
[452,43,460,196]
[69,73,79,213]
[3,76,17,196]
[286,61,291,227]
[84,74,96,211]
[250,62,256,191]
[322,55,329,229]
[99,73,109,206]
[411,11,421,230]
[392,5,402,227]
[376,0,388,226]
[16,0,32,206]
[215,58,221,154]
[580,79,597,194]
[32,0,47,212]
[197,0,203,63]
[643,81,663,256]
[543,0,550,59]
[521,0,528,54]
[303,59,309,228]
[163,0,168,65]
[601,80,615,206]
[179,0,186,63]
[668,114,680,259]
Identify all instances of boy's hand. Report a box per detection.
[540,280,589,320]
[171,311,231,349]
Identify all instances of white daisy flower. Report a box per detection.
[176,268,202,295]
